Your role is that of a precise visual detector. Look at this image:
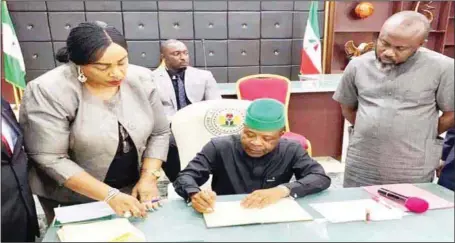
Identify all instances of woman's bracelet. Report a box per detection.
[104,187,120,202]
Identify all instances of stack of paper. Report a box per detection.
[57,218,145,242]
[54,201,116,224]
[203,198,313,228]
[309,199,405,223]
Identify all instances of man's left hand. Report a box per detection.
[436,160,446,178]
[132,176,161,211]
[241,187,289,209]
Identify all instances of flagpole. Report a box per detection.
[12,86,20,110]
[322,1,335,74]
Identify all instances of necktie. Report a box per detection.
[176,74,188,110]
[1,134,12,156]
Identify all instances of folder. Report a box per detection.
[56,218,145,242]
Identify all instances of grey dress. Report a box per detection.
[19,63,171,203]
[333,48,454,187]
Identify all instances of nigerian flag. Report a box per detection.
[2,1,26,89]
[300,1,322,75]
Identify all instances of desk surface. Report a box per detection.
[43,183,454,242]
[218,74,342,96]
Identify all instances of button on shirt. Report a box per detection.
[2,117,17,153]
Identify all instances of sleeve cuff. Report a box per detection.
[184,187,201,202]
[38,156,85,185]
[280,182,300,199]
[332,93,358,107]
[143,136,170,161]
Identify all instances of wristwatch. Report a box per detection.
[142,169,161,179]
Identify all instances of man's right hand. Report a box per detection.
[436,160,445,178]
[190,189,217,214]
[107,192,147,218]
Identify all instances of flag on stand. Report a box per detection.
[2,1,26,90]
[300,1,322,75]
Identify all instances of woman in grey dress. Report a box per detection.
[19,21,170,223]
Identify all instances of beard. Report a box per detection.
[374,50,396,72]
[374,47,418,73]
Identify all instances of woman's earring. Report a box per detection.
[77,66,87,83]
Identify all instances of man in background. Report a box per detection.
[2,97,39,241]
[438,127,454,191]
[152,39,222,182]
[333,11,454,187]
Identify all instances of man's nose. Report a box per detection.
[251,137,262,146]
[382,49,395,59]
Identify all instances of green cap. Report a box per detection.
[244,98,285,131]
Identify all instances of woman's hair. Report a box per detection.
[55,21,127,65]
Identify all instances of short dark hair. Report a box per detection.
[55,21,127,65]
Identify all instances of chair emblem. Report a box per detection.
[204,108,245,136]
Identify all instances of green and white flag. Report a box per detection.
[300,1,322,75]
[2,1,26,89]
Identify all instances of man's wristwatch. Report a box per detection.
[141,169,161,179]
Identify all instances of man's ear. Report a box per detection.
[279,129,286,136]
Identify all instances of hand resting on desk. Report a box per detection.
[191,186,290,213]
[107,192,148,218]
[241,187,290,209]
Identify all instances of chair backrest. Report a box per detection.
[171,99,252,170]
[236,74,291,131]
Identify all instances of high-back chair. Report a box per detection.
[236,74,313,156]
[236,74,291,131]
[167,99,252,199]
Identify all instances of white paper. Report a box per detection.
[309,199,405,223]
[57,218,145,242]
[54,201,116,224]
[203,198,313,228]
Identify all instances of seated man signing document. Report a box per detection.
[173,99,331,213]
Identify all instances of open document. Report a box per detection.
[57,218,145,242]
[203,198,313,228]
[309,199,405,223]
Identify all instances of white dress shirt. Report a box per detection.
[2,117,17,153]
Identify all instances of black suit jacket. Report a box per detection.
[1,98,39,242]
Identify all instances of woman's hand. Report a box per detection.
[132,176,161,211]
[107,192,147,218]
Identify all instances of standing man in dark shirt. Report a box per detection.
[173,99,331,213]
[438,127,454,191]
[2,97,39,241]
[152,39,221,182]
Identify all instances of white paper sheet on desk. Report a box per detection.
[57,218,145,242]
[54,201,115,224]
[309,199,405,223]
[203,198,313,228]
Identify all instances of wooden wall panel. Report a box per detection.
[333,2,394,32]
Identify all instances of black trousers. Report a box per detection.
[162,134,181,183]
